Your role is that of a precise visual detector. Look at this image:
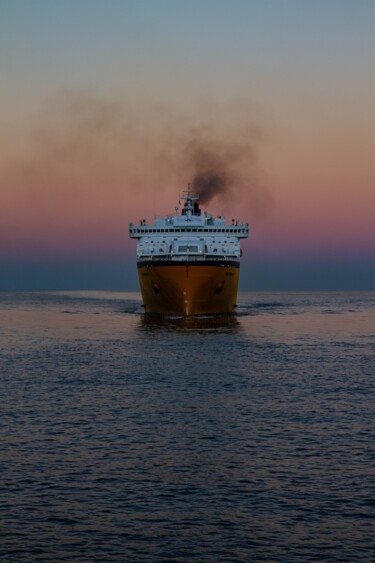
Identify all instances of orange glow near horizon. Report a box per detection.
[0,94,374,263]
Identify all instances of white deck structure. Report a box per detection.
[129,190,249,262]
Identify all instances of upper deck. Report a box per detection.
[129,189,249,261]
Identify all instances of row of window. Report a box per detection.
[140,239,237,245]
[131,227,247,234]
[178,245,199,252]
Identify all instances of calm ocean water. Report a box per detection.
[0,291,374,562]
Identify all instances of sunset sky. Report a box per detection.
[1,0,374,290]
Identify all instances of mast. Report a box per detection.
[180,184,200,217]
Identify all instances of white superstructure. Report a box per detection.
[129,190,249,262]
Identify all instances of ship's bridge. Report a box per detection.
[129,190,248,261]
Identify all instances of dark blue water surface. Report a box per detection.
[0,291,374,562]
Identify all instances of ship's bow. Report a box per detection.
[138,261,240,316]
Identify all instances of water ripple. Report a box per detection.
[0,291,374,561]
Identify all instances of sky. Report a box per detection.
[0,0,374,290]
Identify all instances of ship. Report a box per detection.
[129,188,249,316]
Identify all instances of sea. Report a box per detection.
[0,290,374,562]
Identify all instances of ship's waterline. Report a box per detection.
[129,188,248,316]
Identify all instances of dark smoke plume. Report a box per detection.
[0,93,273,250]
[182,124,271,217]
[186,144,229,204]
[192,170,227,204]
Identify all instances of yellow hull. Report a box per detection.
[138,261,240,316]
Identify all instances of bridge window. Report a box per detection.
[179,245,199,252]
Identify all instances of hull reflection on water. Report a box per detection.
[140,313,240,331]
